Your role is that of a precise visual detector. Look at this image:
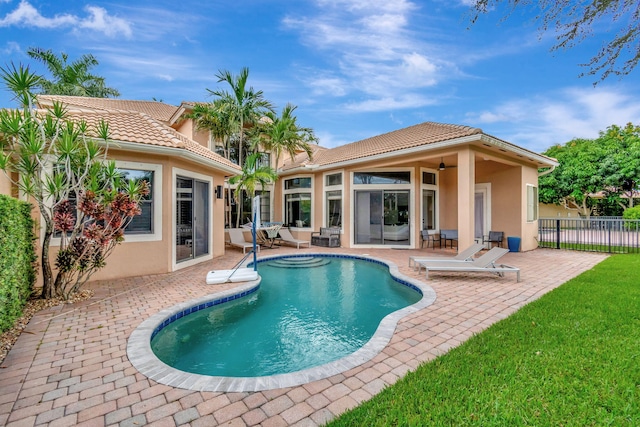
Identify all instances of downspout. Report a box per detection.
[538,165,556,177]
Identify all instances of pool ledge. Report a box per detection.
[127,253,437,392]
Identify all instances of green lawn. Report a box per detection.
[328,254,640,426]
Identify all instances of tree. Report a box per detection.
[597,123,640,209]
[27,47,120,98]
[229,152,278,228]
[540,122,640,216]
[254,103,318,170]
[187,99,237,160]
[207,68,274,168]
[0,63,145,299]
[468,0,640,81]
[539,138,605,217]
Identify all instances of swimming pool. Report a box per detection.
[127,254,436,392]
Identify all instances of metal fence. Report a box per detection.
[538,218,640,253]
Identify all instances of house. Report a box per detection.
[0,95,558,283]
[270,122,558,252]
[2,95,241,282]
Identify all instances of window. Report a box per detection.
[52,163,160,242]
[422,171,436,185]
[284,177,312,227]
[285,193,311,227]
[120,169,154,234]
[285,177,311,190]
[353,171,410,185]
[324,172,342,228]
[527,185,538,221]
[326,173,342,186]
[324,173,342,231]
[326,191,342,227]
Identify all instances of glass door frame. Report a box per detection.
[172,168,213,270]
[350,168,414,247]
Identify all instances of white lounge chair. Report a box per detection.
[227,228,260,254]
[277,227,310,249]
[418,247,520,282]
[409,243,484,270]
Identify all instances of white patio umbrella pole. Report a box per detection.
[251,195,260,271]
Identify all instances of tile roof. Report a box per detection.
[36,95,179,122]
[281,121,556,170]
[35,97,240,172]
[311,122,483,167]
[280,144,328,171]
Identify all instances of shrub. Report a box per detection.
[622,206,640,231]
[622,205,640,220]
[0,194,37,333]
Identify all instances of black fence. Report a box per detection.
[538,218,640,253]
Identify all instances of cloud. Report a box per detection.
[0,1,131,38]
[344,93,437,112]
[466,86,640,152]
[1,40,20,55]
[77,6,132,38]
[283,0,452,112]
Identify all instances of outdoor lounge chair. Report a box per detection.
[418,247,520,282]
[227,228,260,254]
[277,227,310,249]
[409,243,484,271]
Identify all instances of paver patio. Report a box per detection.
[0,246,607,426]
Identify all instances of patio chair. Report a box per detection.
[409,243,484,270]
[440,229,458,249]
[483,231,504,248]
[421,230,441,249]
[227,228,260,254]
[418,247,520,282]
[277,227,310,249]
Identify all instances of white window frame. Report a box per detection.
[172,167,213,271]
[282,175,313,229]
[49,161,163,246]
[350,167,414,248]
[323,171,344,229]
[420,168,439,231]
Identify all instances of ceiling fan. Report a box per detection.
[438,157,457,170]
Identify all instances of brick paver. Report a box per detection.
[0,247,607,426]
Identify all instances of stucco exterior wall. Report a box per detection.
[0,173,12,196]
[484,164,521,240]
[36,149,229,284]
[521,166,540,251]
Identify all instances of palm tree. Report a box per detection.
[207,67,273,168]
[187,99,238,158]
[229,152,278,228]
[256,103,317,170]
[27,47,120,98]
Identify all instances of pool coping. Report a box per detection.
[126,253,437,392]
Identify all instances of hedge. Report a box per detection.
[0,194,37,333]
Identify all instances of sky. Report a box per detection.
[1,0,639,154]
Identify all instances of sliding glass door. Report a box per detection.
[354,190,410,245]
[176,176,209,262]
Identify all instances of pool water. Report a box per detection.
[151,256,422,377]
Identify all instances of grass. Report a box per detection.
[327,254,640,426]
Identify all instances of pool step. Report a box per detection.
[267,257,331,268]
